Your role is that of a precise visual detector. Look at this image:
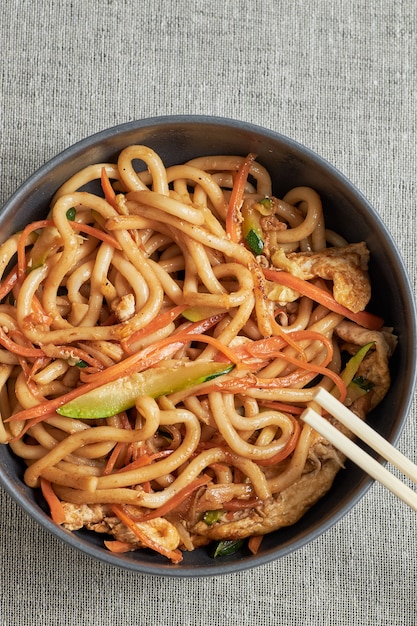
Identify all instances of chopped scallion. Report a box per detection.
[203,510,223,525]
[211,539,244,558]
[66,207,76,221]
[351,375,375,392]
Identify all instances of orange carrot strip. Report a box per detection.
[116,449,173,474]
[0,266,19,301]
[70,222,122,250]
[106,411,135,473]
[205,364,346,401]
[51,345,104,370]
[226,153,257,242]
[40,477,66,524]
[263,269,384,331]
[104,442,127,475]
[82,339,186,386]
[260,401,304,415]
[8,414,56,440]
[256,416,301,466]
[137,474,211,523]
[173,332,240,365]
[243,330,334,365]
[119,412,132,430]
[28,357,51,382]
[16,216,122,276]
[254,355,347,401]
[17,220,51,278]
[0,328,45,357]
[223,497,261,511]
[104,540,134,553]
[30,296,53,326]
[174,312,226,335]
[121,305,187,353]
[248,535,264,555]
[111,504,183,564]
[18,357,47,402]
[101,167,118,210]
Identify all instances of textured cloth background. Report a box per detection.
[0,1,416,625]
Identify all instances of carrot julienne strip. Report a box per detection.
[111,504,183,564]
[172,332,240,365]
[136,474,211,523]
[222,497,260,511]
[255,354,346,400]
[103,412,134,474]
[101,167,118,210]
[70,222,122,250]
[175,312,226,335]
[260,401,304,415]
[18,357,47,402]
[30,296,54,325]
[248,535,264,555]
[104,540,134,553]
[28,357,51,382]
[0,328,45,357]
[263,269,384,330]
[241,330,334,365]
[121,305,187,353]
[17,218,122,258]
[256,416,301,466]
[8,415,52,440]
[17,220,50,277]
[52,345,104,370]
[206,362,346,401]
[115,449,173,474]
[104,442,126,475]
[0,266,19,301]
[40,477,66,525]
[226,153,257,243]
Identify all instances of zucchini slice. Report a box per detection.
[57,361,234,419]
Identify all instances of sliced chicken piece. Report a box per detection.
[334,320,397,414]
[111,293,136,322]
[61,502,111,530]
[190,455,344,540]
[61,501,181,551]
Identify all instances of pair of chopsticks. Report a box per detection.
[301,387,417,512]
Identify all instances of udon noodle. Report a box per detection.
[0,147,396,562]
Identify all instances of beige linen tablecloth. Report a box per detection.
[0,1,416,624]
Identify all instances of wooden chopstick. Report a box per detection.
[301,387,417,512]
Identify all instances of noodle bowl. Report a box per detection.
[0,117,415,576]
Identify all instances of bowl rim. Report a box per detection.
[1,114,416,577]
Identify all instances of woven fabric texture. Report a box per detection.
[0,1,416,625]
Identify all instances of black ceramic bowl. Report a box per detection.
[0,116,416,577]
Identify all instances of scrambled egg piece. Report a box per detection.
[271,242,371,313]
[111,293,136,322]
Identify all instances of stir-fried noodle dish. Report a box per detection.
[0,147,396,562]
